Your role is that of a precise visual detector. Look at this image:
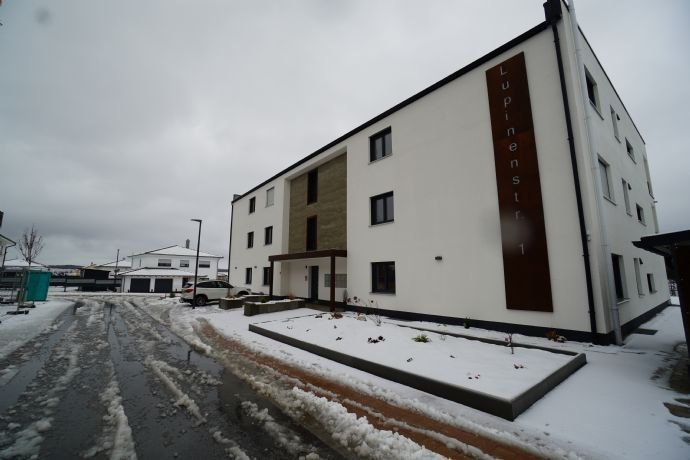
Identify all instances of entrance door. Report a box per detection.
[130,278,150,293]
[309,266,319,301]
[154,278,173,293]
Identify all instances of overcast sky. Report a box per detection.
[0,0,688,266]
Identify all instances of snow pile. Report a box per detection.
[83,371,137,460]
[287,387,441,459]
[0,418,52,459]
[145,356,206,425]
[0,300,73,360]
[240,401,320,458]
[210,428,251,460]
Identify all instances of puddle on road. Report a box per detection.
[107,300,339,459]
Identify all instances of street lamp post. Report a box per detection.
[191,219,202,309]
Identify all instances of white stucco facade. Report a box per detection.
[228,0,669,342]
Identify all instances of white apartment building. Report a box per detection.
[228,0,669,344]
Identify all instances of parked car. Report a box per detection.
[181,280,251,306]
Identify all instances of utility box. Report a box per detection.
[23,271,51,301]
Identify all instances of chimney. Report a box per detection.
[185,239,190,249]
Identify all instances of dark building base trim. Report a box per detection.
[341,299,671,345]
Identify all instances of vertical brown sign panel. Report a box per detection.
[486,52,553,311]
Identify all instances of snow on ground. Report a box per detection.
[0,299,73,360]
[258,312,574,399]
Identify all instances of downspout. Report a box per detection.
[545,1,598,343]
[568,0,622,344]
[227,199,235,291]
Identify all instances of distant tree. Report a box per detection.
[19,225,44,267]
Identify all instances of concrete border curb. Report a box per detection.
[248,323,586,421]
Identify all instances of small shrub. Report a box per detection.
[413,334,430,343]
[464,317,471,329]
[287,293,296,300]
[546,329,566,343]
[505,333,514,354]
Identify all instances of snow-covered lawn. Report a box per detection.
[131,296,690,459]
[0,300,73,360]
[256,312,576,400]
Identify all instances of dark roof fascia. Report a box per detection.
[576,25,645,144]
[0,233,16,245]
[130,245,222,258]
[633,230,690,257]
[232,21,550,204]
[269,249,347,262]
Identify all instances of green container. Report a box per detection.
[23,271,52,301]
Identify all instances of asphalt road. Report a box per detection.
[0,297,340,459]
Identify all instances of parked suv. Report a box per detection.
[181,280,251,306]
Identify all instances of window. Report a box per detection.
[585,69,599,110]
[598,158,613,201]
[245,267,252,284]
[264,226,273,245]
[249,197,256,214]
[262,267,271,286]
[625,139,635,162]
[306,216,317,251]
[634,258,644,295]
[636,204,646,225]
[370,127,392,162]
[307,169,318,204]
[622,179,632,215]
[266,187,274,207]
[372,262,396,294]
[643,157,654,197]
[370,191,394,225]
[157,258,171,267]
[324,274,347,288]
[247,231,254,248]
[611,254,627,302]
[199,260,210,268]
[610,106,620,140]
[647,273,656,293]
[180,259,190,268]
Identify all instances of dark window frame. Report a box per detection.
[249,197,256,214]
[369,127,392,162]
[264,226,273,245]
[371,261,396,294]
[247,231,254,248]
[245,267,252,285]
[585,69,599,110]
[198,260,211,268]
[262,267,271,286]
[180,259,190,268]
[306,215,317,251]
[157,258,172,267]
[611,254,627,302]
[307,169,318,204]
[370,191,395,225]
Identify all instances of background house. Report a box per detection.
[121,244,222,293]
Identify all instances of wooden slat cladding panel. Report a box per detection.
[486,52,553,312]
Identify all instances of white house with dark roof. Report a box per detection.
[121,245,222,293]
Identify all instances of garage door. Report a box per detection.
[154,278,173,293]
[130,278,151,293]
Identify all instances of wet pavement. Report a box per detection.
[0,297,340,459]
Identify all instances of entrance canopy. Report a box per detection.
[634,230,690,373]
[268,249,347,309]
